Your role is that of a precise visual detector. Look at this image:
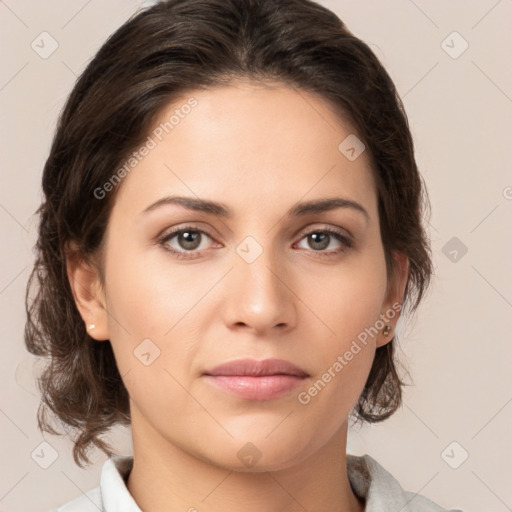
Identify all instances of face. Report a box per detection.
[87,79,403,471]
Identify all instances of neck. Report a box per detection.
[126,411,364,512]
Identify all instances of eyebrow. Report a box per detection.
[141,195,370,223]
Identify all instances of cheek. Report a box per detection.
[306,250,388,347]
[104,236,208,335]
[102,240,216,399]
[296,247,387,400]
[295,271,384,437]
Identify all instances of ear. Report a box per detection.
[376,250,409,348]
[65,242,109,341]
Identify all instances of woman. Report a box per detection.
[25,0,462,510]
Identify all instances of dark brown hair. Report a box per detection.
[25,0,433,468]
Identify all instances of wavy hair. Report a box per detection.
[25,0,433,467]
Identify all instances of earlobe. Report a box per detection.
[65,244,109,341]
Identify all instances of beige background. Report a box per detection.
[1,1,511,511]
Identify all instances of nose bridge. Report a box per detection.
[225,231,295,332]
[237,232,283,302]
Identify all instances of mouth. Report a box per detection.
[202,358,309,401]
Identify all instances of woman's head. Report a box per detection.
[25,0,432,468]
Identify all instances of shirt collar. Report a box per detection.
[100,455,141,511]
[347,453,416,510]
[99,453,442,512]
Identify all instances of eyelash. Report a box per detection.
[156,224,353,260]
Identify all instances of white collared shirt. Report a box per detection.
[50,454,462,511]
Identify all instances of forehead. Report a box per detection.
[109,80,377,222]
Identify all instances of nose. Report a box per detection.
[222,242,297,336]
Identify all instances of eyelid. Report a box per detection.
[156,224,219,248]
[156,222,217,243]
[297,223,353,240]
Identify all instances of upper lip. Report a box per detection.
[203,358,309,377]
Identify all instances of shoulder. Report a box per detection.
[347,453,464,512]
[47,455,139,512]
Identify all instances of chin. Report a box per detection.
[194,431,318,474]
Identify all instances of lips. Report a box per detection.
[203,358,309,378]
[203,358,309,401]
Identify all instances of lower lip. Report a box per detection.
[203,375,306,400]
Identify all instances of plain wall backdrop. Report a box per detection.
[1,1,511,511]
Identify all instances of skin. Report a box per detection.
[67,78,409,512]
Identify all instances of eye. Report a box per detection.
[157,225,217,260]
[294,227,353,257]
[157,225,353,260]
